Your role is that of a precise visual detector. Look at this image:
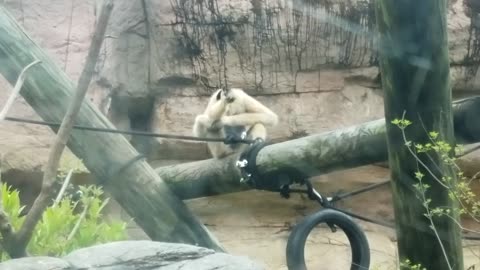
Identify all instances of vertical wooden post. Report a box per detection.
[375,0,464,269]
[0,7,224,252]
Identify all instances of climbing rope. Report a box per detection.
[5,115,480,240]
[236,142,480,241]
[3,116,254,144]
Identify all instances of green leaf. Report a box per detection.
[0,183,126,262]
[429,131,439,139]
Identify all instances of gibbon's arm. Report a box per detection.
[221,93,278,127]
[203,89,227,118]
[193,90,228,137]
[193,115,210,137]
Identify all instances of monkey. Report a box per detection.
[193,88,278,159]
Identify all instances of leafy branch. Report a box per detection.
[392,114,480,270]
[0,0,113,258]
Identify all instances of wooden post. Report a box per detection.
[0,7,224,252]
[157,97,480,200]
[375,0,463,269]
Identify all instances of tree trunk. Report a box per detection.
[375,0,463,269]
[0,7,224,252]
[158,97,480,200]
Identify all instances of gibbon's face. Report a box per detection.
[216,89,235,103]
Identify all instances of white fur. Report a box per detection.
[193,88,278,159]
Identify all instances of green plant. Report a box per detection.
[392,116,480,270]
[370,259,427,270]
[400,259,427,270]
[57,155,89,179]
[369,259,428,270]
[0,184,25,233]
[0,183,127,261]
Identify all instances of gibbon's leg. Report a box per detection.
[194,119,235,158]
[219,124,267,157]
[208,140,237,158]
[204,126,240,158]
[194,112,235,159]
[247,123,267,141]
[223,125,247,144]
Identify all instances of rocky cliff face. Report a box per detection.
[1,0,480,191]
[2,1,480,268]
[0,240,266,269]
[91,0,479,161]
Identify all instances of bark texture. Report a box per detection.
[376,0,464,269]
[0,6,224,252]
[158,97,480,200]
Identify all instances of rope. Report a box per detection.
[329,180,391,203]
[4,116,254,144]
[299,178,395,228]
[301,178,480,240]
[235,141,480,241]
[6,115,480,240]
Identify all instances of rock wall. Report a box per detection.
[2,2,480,266]
[0,240,265,270]
[1,0,480,196]
[90,0,480,161]
[0,0,97,209]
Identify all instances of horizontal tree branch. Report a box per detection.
[157,96,480,200]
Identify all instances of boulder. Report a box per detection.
[0,241,265,270]
[0,256,71,270]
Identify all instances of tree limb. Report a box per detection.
[0,4,224,252]
[0,59,41,120]
[0,157,16,256]
[156,96,480,200]
[6,0,114,257]
[53,169,74,207]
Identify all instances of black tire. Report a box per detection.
[286,208,370,270]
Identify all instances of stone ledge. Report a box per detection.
[0,240,265,270]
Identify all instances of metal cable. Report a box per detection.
[4,116,254,144]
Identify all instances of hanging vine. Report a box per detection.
[463,0,480,81]
[167,0,380,91]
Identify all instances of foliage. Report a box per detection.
[369,259,427,270]
[0,184,25,231]
[392,116,480,270]
[399,259,427,270]
[0,183,127,261]
[370,259,427,270]
[57,154,89,178]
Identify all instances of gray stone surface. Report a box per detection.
[0,241,265,270]
[0,256,71,270]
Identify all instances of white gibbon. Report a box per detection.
[193,88,279,159]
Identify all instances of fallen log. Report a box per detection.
[158,96,480,200]
[0,7,224,252]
